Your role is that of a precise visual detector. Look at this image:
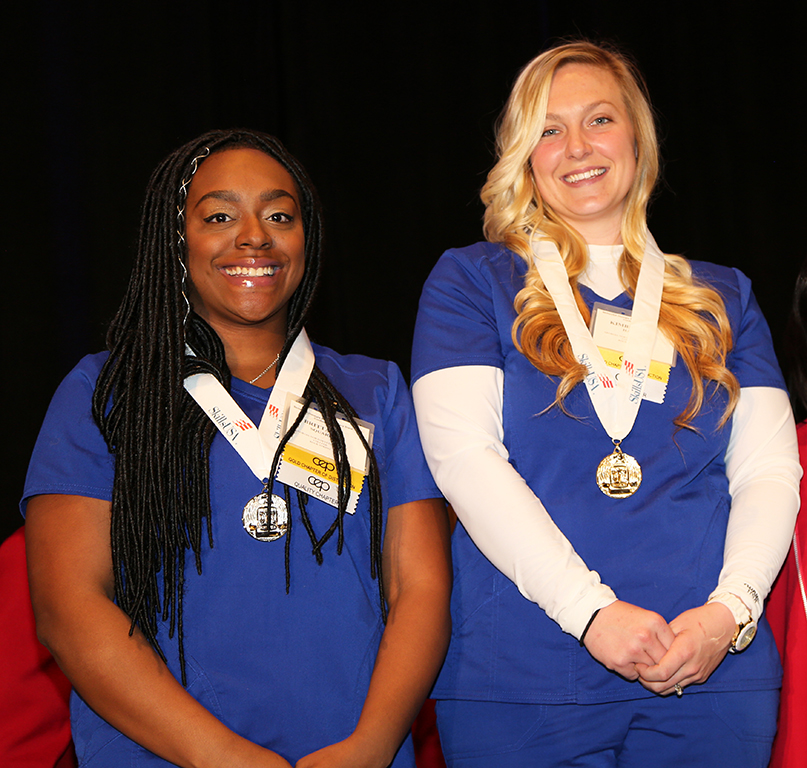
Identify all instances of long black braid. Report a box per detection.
[92,129,385,684]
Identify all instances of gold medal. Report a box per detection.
[242,491,289,541]
[596,441,641,498]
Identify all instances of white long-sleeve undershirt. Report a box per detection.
[413,246,800,638]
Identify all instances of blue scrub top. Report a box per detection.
[23,344,439,765]
[412,241,785,704]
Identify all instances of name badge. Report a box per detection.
[590,302,676,405]
[276,394,374,514]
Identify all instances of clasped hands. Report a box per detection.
[582,600,737,696]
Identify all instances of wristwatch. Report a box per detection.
[708,592,756,653]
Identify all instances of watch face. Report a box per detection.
[735,622,757,652]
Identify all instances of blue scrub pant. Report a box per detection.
[436,690,778,768]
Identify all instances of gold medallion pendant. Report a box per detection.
[596,442,642,498]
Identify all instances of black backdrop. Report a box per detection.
[3,2,802,542]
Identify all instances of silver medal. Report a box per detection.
[242,492,289,541]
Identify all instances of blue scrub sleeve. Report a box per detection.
[377,359,441,508]
[723,266,787,388]
[412,248,508,382]
[22,354,114,514]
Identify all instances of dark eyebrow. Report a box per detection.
[261,189,295,203]
[194,189,296,207]
[195,190,240,206]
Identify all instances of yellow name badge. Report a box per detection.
[276,395,374,513]
[590,302,677,405]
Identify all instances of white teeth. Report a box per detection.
[564,168,606,183]
[223,266,276,276]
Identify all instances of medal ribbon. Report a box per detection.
[183,329,316,482]
[532,232,665,441]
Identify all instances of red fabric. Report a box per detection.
[767,422,807,768]
[0,527,77,768]
[412,699,446,768]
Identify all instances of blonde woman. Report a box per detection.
[411,41,799,767]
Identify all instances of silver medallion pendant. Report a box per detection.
[242,492,289,541]
[596,443,642,498]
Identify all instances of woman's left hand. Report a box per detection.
[634,602,736,695]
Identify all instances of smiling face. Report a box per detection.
[529,63,637,245]
[183,147,306,338]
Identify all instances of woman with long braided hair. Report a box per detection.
[23,129,451,767]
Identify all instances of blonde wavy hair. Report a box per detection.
[482,41,738,428]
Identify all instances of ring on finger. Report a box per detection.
[674,683,683,697]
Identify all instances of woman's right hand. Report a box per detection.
[581,600,675,682]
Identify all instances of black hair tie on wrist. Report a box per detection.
[579,608,602,647]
